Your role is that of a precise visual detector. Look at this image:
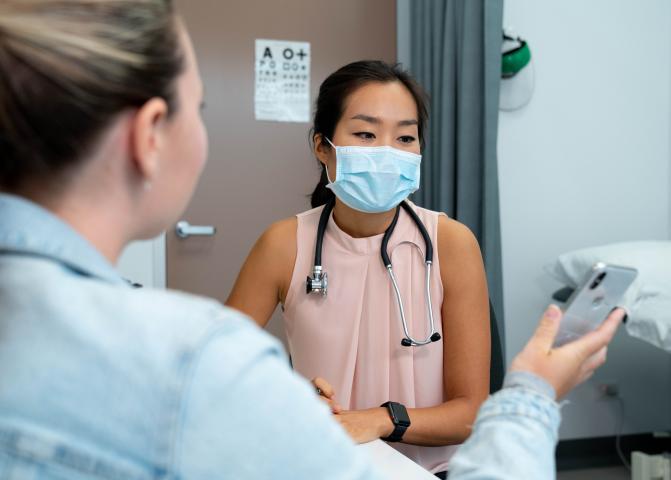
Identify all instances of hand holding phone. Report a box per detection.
[512,305,625,399]
[553,263,637,347]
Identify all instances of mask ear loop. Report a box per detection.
[325,165,334,184]
[323,136,336,184]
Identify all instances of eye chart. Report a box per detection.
[254,39,310,123]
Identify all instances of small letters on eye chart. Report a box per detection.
[255,39,311,123]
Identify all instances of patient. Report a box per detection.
[0,1,622,479]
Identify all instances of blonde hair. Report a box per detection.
[0,0,184,189]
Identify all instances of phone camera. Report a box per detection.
[589,272,607,290]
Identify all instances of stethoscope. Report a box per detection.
[306,198,442,347]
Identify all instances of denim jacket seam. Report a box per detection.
[0,428,152,480]
[477,408,557,430]
[476,390,560,431]
[502,386,557,404]
[167,314,247,478]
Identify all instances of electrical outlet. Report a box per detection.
[632,451,671,480]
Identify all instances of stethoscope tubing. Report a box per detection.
[308,198,441,347]
[387,262,437,346]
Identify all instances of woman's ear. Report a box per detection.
[313,133,331,167]
[130,97,169,183]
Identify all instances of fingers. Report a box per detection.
[598,308,625,340]
[312,377,341,413]
[582,347,608,373]
[312,377,335,399]
[318,395,343,414]
[571,349,607,389]
[568,308,623,360]
[620,306,631,324]
[576,370,595,386]
[531,305,563,350]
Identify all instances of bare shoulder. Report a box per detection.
[435,215,488,301]
[229,216,298,287]
[436,214,481,257]
[252,216,298,302]
[226,216,297,316]
[254,216,298,263]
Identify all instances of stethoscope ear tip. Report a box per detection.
[401,338,413,347]
[430,332,442,342]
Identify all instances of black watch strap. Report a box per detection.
[380,401,411,442]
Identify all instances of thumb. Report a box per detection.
[531,305,563,350]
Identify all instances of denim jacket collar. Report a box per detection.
[0,193,127,286]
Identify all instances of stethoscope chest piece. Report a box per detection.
[305,199,335,297]
[306,266,328,295]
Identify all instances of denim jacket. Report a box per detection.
[0,193,560,479]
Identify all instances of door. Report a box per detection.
[169,0,397,344]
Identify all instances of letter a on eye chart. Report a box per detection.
[254,39,311,123]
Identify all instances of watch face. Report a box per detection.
[390,402,411,426]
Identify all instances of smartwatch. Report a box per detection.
[380,401,411,442]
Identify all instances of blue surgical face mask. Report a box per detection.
[324,138,421,213]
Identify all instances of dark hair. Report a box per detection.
[309,60,429,208]
[0,0,184,191]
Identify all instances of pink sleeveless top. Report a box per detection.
[283,202,458,473]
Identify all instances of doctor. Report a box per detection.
[227,60,490,475]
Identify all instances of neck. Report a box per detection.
[18,183,130,265]
[332,199,397,238]
[53,199,128,264]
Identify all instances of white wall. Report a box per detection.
[499,0,671,439]
[117,235,166,289]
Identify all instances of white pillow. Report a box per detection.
[546,241,671,352]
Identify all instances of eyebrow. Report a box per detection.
[350,114,418,127]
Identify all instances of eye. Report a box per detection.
[353,131,376,141]
[398,135,416,144]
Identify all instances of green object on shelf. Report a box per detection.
[502,39,531,78]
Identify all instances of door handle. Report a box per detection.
[175,221,216,239]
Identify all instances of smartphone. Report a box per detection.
[553,263,638,347]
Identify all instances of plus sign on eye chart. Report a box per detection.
[255,39,311,122]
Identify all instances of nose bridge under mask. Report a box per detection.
[324,137,421,163]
